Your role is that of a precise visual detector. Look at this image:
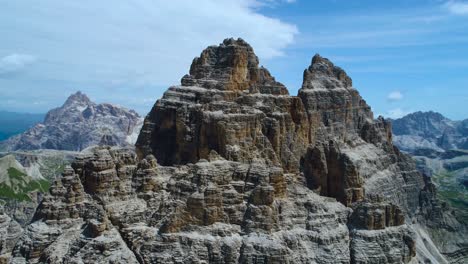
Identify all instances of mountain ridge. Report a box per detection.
[391,111,468,153]
[0,91,144,152]
[2,38,466,263]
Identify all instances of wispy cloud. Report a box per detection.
[0,0,298,114]
[0,54,36,75]
[1,1,297,81]
[387,91,403,101]
[445,1,468,15]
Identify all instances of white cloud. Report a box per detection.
[0,54,36,75]
[387,91,403,101]
[0,0,298,114]
[445,1,468,15]
[0,1,297,85]
[385,108,411,119]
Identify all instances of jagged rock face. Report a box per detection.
[1,91,144,151]
[7,39,467,263]
[181,38,289,95]
[302,141,365,206]
[298,54,373,140]
[349,201,405,230]
[0,205,23,263]
[12,147,355,263]
[137,39,306,171]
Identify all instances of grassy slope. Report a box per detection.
[432,169,468,222]
[0,167,50,201]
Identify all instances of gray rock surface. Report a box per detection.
[391,111,468,153]
[0,205,23,263]
[1,91,143,152]
[4,38,467,263]
[390,111,468,229]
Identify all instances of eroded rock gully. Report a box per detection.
[6,38,467,263]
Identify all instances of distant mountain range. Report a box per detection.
[390,111,467,219]
[0,111,45,141]
[0,91,143,151]
[391,111,468,154]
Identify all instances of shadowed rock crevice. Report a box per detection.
[301,141,364,206]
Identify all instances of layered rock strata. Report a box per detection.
[0,205,23,263]
[6,38,467,263]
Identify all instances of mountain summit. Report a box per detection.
[392,111,468,152]
[3,39,466,264]
[1,92,143,151]
[62,91,92,107]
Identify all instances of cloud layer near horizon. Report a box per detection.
[0,0,297,113]
[0,54,36,75]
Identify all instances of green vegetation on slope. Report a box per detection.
[432,170,468,222]
[0,167,50,202]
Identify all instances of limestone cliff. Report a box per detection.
[5,38,466,263]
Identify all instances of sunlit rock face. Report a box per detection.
[136,38,306,172]
[7,39,467,263]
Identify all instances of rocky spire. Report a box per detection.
[181,38,288,95]
[301,54,353,90]
[298,54,372,135]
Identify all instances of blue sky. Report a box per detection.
[0,0,467,120]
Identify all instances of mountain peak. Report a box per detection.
[404,111,448,121]
[302,54,352,89]
[3,90,143,151]
[180,38,260,91]
[179,38,287,95]
[63,91,92,107]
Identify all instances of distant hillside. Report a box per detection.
[0,155,49,202]
[0,111,45,141]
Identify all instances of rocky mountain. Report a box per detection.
[1,38,466,263]
[0,91,144,152]
[390,112,468,223]
[392,111,468,153]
